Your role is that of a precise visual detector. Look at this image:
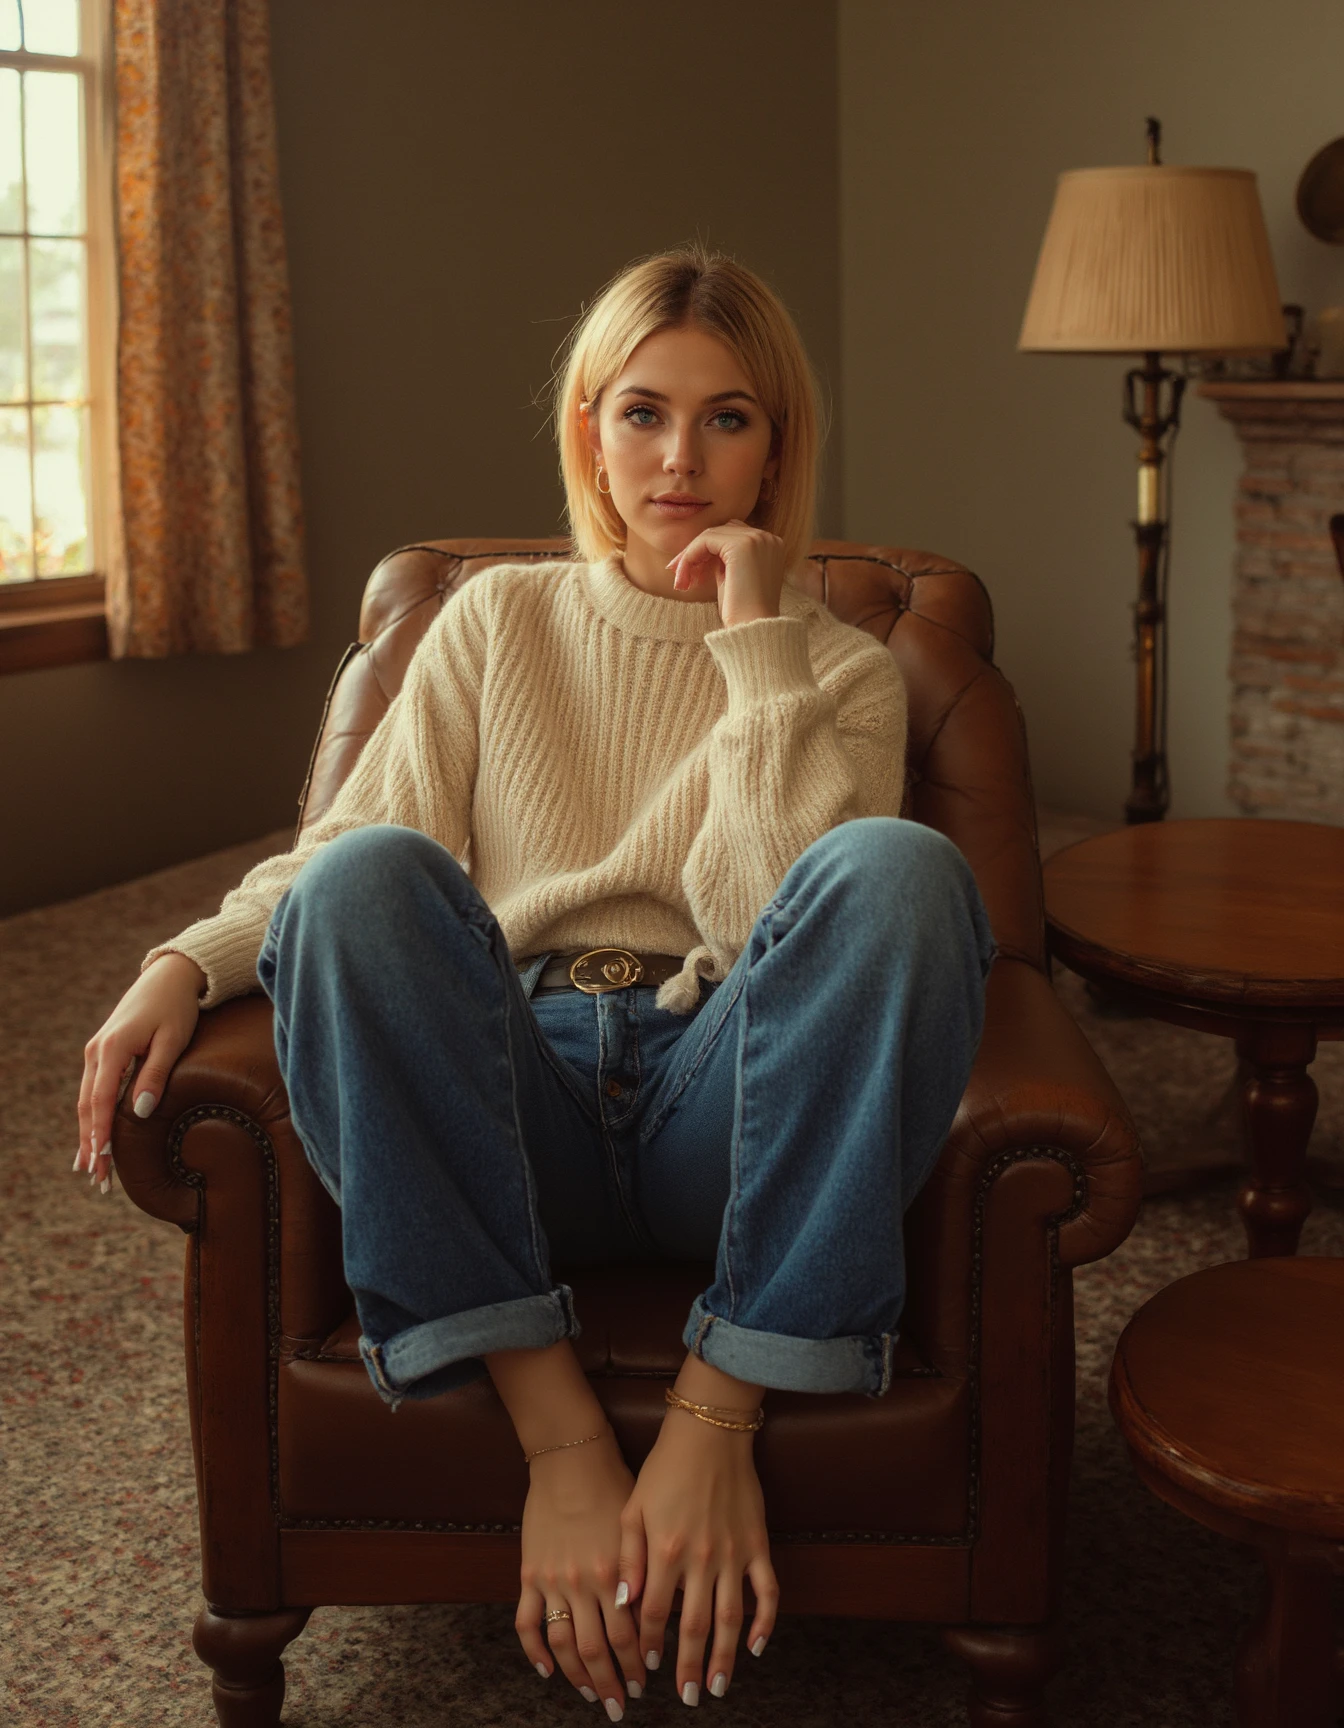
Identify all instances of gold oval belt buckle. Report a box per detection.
[568,947,645,994]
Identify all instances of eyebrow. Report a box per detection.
[614,386,760,406]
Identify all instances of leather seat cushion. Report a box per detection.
[277,1265,970,1538]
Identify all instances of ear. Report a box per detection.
[582,402,603,461]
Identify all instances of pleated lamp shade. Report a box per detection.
[1019,166,1285,355]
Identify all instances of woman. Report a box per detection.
[76,245,996,1719]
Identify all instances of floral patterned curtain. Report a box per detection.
[107,0,307,658]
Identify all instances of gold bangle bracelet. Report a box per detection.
[664,1388,764,1432]
[523,1427,606,1463]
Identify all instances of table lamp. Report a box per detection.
[1019,119,1286,823]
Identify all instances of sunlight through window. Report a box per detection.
[0,0,92,582]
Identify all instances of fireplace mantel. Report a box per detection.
[1197,381,1344,825]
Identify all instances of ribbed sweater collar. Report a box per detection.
[573,551,722,642]
[575,551,809,641]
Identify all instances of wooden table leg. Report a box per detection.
[1233,1539,1338,1727]
[1235,1022,1318,1258]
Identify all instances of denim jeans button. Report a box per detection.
[605,1079,623,1098]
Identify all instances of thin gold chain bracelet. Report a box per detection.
[664,1387,764,1432]
[523,1426,606,1463]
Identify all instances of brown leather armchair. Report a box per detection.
[112,538,1143,1728]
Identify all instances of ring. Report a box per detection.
[545,1608,573,1625]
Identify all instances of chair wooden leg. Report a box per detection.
[193,1606,312,1728]
[941,1623,1064,1728]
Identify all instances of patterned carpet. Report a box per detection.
[1,810,1340,1727]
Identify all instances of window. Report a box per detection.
[0,0,112,669]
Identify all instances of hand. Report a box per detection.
[75,950,205,1191]
[668,520,785,627]
[513,1431,646,1718]
[616,1408,778,1705]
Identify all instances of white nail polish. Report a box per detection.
[100,1177,111,1195]
[73,1151,82,1171]
[580,1686,598,1702]
[535,1661,549,1678]
[627,1680,642,1698]
[133,1091,155,1118]
[604,1700,623,1723]
[709,1672,727,1697]
[644,1650,660,1670]
[681,1680,699,1706]
[614,1581,629,1608]
[750,1636,766,1657]
[89,1168,96,1184]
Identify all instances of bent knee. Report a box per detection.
[292,823,452,904]
[816,816,970,885]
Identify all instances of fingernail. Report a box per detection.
[614,1582,629,1609]
[89,1168,96,1184]
[133,1091,155,1118]
[750,1636,766,1657]
[627,1680,643,1698]
[100,1177,111,1195]
[535,1662,549,1678]
[580,1687,598,1703]
[709,1672,727,1697]
[73,1151,82,1171]
[604,1701,623,1723]
[644,1651,660,1670]
[681,1680,699,1706]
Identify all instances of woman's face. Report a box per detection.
[586,323,778,593]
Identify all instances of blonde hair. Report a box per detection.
[553,244,822,575]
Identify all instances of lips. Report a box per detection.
[652,494,709,512]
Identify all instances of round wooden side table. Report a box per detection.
[1109,1256,1344,1728]
[1044,818,1344,1257]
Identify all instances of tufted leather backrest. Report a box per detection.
[294,537,1046,971]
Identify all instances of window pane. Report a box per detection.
[24,70,82,236]
[0,69,20,231]
[0,404,32,579]
[0,236,24,399]
[33,400,86,573]
[22,0,80,56]
[30,235,82,399]
[0,2,19,52]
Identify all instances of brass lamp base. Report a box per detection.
[1121,352,1185,824]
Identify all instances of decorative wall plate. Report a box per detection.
[1296,136,1344,243]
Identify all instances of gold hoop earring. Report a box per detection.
[596,465,612,496]
[759,475,777,504]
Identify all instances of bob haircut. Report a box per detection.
[553,244,822,577]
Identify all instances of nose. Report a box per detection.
[663,420,703,478]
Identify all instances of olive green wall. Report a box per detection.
[1,0,841,916]
[838,0,1344,821]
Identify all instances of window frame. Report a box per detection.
[0,0,113,673]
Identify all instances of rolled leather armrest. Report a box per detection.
[111,992,347,1349]
[902,955,1144,1370]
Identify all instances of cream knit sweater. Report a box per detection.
[143,552,909,1016]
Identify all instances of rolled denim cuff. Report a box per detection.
[683,1294,896,1398]
[359,1284,579,1410]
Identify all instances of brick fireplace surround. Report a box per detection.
[1200,381,1344,824]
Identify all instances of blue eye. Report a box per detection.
[623,405,658,425]
[712,409,748,430]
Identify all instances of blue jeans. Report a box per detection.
[256,818,996,1408]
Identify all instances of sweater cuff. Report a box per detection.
[703,614,816,716]
[141,926,264,1011]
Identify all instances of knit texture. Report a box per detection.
[142,553,909,1015]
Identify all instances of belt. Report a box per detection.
[518,947,687,996]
